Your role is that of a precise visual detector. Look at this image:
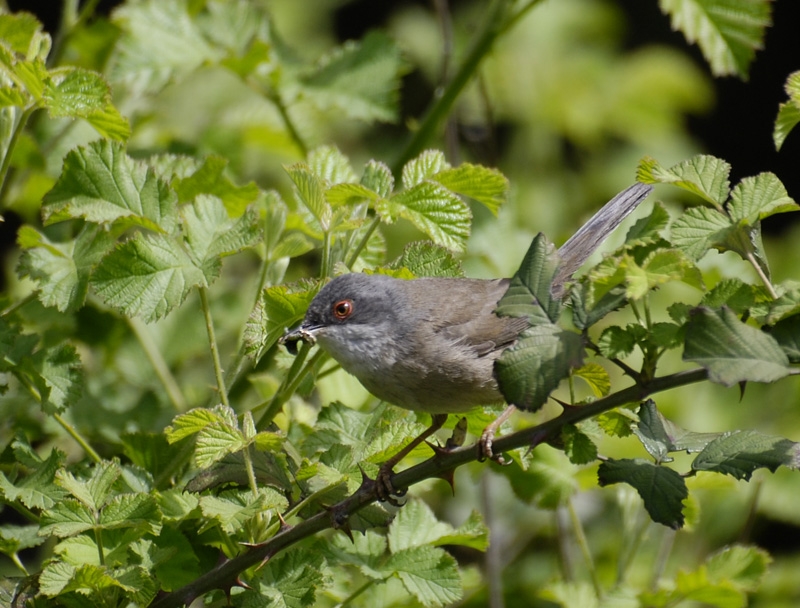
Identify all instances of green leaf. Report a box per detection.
[249,550,325,608]
[701,279,755,314]
[195,421,246,468]
[199,488,285,536]
[769,314,800,363]
[598,458,687,529]
[706,545,770,591]
[432,163,508,215]
[32,343,83,414]
[244,282,319,358]
[99,493,160,534]
[325,182,381,207]
[299,31,404,123]
[388,545,462,607]
[597,326,635,359]
[728,172,796,223]
[659,0,771,78]
[683,307,792,386]
[165,406,237,443]
[0,12,45,55]
[39,499,96,537]
[181,195,260,280]
[0,524,44,556]
[625,201,670,245]
[361,159,394,197]
[561,425,598,465]
[390,241,464,277]
[308,145,357,184]
[572,362,611,397]
[91,232,206,322]
[634,400,721,463]
[692,430,800,480]
[42,67,129,140]
[671,205,733,259]
[774,101,800,152]
[637,154,730,207]
[387,181,471,252]
[402,150,449,189]
[173,155,260,216]
[387,499,488,552]
[56,461,120,511]
[0,446,67,510]
[495,233,562,324]
[17,224,116,312]
[285,163,331,229]
[110,0,220,94]
[42,140,178,231]
[495,323,584,412]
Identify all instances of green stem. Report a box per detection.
[391,0,544,173]
[95,527,105,566]
[345,215,381,269]
[242,444,259,500]
[199,287,230,408]
[272,92,308,158]
[746,251,778,299]
[567,497,602,597]
[128,317,186,412]
[0,106,35,208]
[10,552,28,576]
[54,413,102,463]
[320,230,333,278]
[337,579,378,607]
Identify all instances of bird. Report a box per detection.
[281,182,652,499]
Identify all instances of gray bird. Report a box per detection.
[282,182,652,497]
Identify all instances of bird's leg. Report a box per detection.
[478,405,516,463]
[377,413,448,502]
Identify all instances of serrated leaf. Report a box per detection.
[625,201,670,245]
[285,163,331,229]
[692,430,800,480]
[0,447,67,510]
[728,172,796,223]
[388,181,471,252]
[432,163,508,215]
[597,410,636,438]
[250,550,325,608]
[173,155,259,216]
[671,205,733,259]
[496,323,584,412]
[597,325,635,359]
[683,307,792,386]
[774,101,800,152]
[361,159,394,197]
[573,362,610,397]
[402,150,449,189]
[495,233,562,324]
[388,499,481,553]
[199,489,284,535]
[42,139,178,231]
[111,0,220,94]
[100,493,160,534]
[388,545,462,607]
[638,154,730,207]
[91,232,205,322]
[701,279,755,314]
[561,425,598,465]
[244,282,319,358]
[706,545,770,591]
[634,400,721,463]
[299,31,404,123]
[165,406,236,443]
[308,145,357,184]
[769,314,800,363]
[33,343,83,414]
[42,67,130,140]
[17,224,117,312]
[195,422,246,468]
[390,241,464,277]
[181,195,260,280]
[0,12,44,55]
[598,458,687,528]
[39,499,96,537]
[325,182,381,207]
[659,0,771,78]
[56,461,120,511]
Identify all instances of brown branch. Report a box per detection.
[148,367,708,608]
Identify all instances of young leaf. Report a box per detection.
[432,163,509,215]
[691,430,800,480]
[625,201,670,245]
[0,12,45,55]
[91,232,206,322]
[299,31,404,123]
[284,163,331,229]
[572,362,611,397]
[165,405,237,443]
[774,101,800,152]
[387,181,472,252]
[387,545,462,607]
[495,323,584,412]
[561,425,598,465]
[598,458,687,529]
[172,155,259,216]
[0,446,67,510]
[55,461,120,511]
[244,282,319,358]
[637,155,730,208]
[597,326,635,359]
[671,206,733,260]
[659,0,771,79]
[39,499,96,537]
[361,159,394,197]
[42,140,179,232]
[727,172,796,223]
[705,545,771,591]
[683,307,793,386]
[194,422,246,468]
[308,145,357,184]
[402,150,449,189]
[390,241,464,278]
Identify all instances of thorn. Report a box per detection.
[277,510,292,533]
[234,576,253,591]
[426,440,450,457]
[738,381,747,401]
[436,468,456,495]
[254,553,272,572]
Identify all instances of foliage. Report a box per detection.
[0,1,798,607]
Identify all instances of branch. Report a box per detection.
[148,367,708,608]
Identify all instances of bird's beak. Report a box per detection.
[279,323,319,355]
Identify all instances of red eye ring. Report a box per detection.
[332,299,354,320]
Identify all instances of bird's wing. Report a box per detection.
[408,278,529,357]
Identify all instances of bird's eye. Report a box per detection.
[332,299,354,320]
